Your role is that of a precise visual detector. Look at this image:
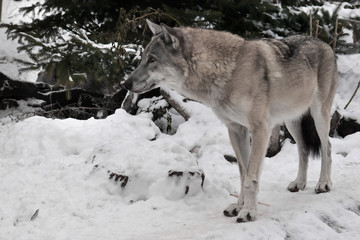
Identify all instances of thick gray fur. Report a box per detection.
[122,20,338,222]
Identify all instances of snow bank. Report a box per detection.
[1,101,360,239]
[336,54,360,121]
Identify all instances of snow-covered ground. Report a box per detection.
[1,97,360,240]
[1,1,360,240]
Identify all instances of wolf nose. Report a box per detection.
[121,80,133,91]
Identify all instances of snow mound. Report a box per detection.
[1,104,360,239]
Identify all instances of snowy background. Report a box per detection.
[1,1,360,240]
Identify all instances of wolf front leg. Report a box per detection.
[224,123,250,217]
[311,107,333,193]
[236,123,271,223]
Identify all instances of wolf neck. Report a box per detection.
[178,27,245,104]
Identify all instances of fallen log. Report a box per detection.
[0,72,127,119]
[0,72,58,101]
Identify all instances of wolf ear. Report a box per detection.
[160,24,180,49]
[146,19,162,35]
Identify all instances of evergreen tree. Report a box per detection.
[0,1,167,92]
[1,0,358,93]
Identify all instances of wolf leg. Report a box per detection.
[224,123,250,217]
[236,123,270,223]
[285,120,310,192]
[311,107,332,193]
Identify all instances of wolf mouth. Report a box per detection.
[148,82,157,89]
[132,81,157,93]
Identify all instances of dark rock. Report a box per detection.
[267,125,282,157]
[224,155,237,163]
[337,117,360,137]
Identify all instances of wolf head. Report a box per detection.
[122,20,190,94]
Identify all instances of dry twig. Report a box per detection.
[229,193,270,206]
[344,80,360,110]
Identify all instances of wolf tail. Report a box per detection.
[300,111,321,157]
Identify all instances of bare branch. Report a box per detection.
[310,12,313,36]
[160,89,191,121]
[333,18,339,52]
[315,20,319,37]
[344,80,360,110]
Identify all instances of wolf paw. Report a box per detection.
[223,203,241,217]
[315,181,331,194]
[236,207,257,223]
[287,180,306,192]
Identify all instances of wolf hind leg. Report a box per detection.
[285,119,310,192]
[223,123,250,217]
[311,106,332,193]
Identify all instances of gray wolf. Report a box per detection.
[122,20,338,222]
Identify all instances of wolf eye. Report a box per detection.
[147,57,156,64]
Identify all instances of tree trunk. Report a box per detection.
[353,22,360,44]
